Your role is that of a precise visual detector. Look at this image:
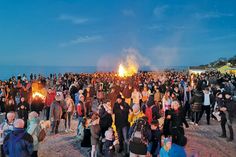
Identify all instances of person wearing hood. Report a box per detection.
[27,112,41,157]
[3,119,33,157]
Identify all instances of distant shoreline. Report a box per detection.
[0,65,189,80]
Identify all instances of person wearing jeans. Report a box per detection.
[76,95,86,135]
[116,126,128,153]
[113,95,131,155]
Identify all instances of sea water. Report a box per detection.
[0,65,188,81]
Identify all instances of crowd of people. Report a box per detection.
[0,70,235,157]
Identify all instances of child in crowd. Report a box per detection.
[102,128,119,157]
[160,137,186,157]
[90,113,101,157]
[147,120,161,157]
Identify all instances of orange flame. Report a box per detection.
[32,92,45,100]
[118,64,137,77]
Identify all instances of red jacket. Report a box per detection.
[77,101,86,117]
[45,92,56,107]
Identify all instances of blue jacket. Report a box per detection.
[74,93,80,106]
[160,144,186,157]
[3,128,34,157]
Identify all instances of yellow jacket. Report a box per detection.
[128,111,145,126]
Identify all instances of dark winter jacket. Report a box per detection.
[99,105,112,129]
[221,99,235,120]
[113,101,131,128]
[3,128,33,157]
[103,140,115,157]
[147,129,161,156]
[17,102,29,122]
[190,90,204,112]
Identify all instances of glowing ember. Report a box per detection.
[32,92,45,100]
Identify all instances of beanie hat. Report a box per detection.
[105,129,114,141]
[132,104,140,112]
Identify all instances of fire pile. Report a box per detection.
[32,82,46,100]
[118,54,139,77]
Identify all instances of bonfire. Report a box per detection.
[118,63,138,77]
[32,92,45,100]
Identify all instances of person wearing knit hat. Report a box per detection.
[128,104,145,126]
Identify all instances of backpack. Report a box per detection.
[145,105,154,124]
[129,118,150,155]
[38,126,46,142]
[130,118,148,144]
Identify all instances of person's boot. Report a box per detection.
[219,134,227,138]
[122,143,129,156]
[226,138,233,142]
[229,125,234,141]
[118,144,123,153]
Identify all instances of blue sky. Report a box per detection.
[0,0,236,67]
